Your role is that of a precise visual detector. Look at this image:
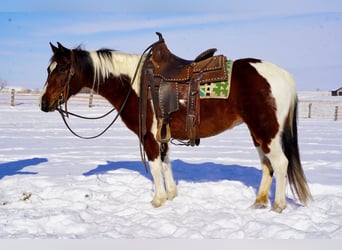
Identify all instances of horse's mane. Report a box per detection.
[51,44,137,87]
[73,46,117,85]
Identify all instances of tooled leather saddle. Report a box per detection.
[140,32,228,149]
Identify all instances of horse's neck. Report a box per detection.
[95,76,140,135]
[97,76,135,110]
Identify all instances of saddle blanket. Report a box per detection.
[199,59,233,99]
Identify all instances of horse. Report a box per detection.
[40,36,312,213]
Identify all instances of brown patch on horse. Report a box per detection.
[231,58,279,154]
[168,98,242,140]
[96,75,160,162]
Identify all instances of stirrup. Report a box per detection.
[156,119,171,143]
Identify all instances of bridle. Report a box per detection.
[56,63,122,140]
[57,64,75,117]
[56,62,130,140]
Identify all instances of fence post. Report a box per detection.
[308,103,312,118]
[88,90,94,108]
[334,106,339,121]
[10,89,15,106]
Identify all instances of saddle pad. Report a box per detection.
[200,60,233,99]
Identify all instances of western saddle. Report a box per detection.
[140,32,228,152]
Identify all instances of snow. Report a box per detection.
[0,92,341,239]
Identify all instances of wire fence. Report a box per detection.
[1,90,341,121]
[298,100,341,121]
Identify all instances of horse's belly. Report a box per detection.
[169,100,241,139]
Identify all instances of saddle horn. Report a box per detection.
[155,32,164,42]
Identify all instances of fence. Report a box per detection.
[0,90,111,108]
[1,89,342,121]
[298,100,341,121]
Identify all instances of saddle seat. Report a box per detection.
[151,33,220,83]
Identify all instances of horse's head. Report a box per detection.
[40,42,84,112]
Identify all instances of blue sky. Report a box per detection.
[0,0,341,91]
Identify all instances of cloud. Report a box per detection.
[30,13,239,37]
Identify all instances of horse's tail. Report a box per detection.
[282,95,313,205]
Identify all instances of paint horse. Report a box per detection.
[40,34,312,212]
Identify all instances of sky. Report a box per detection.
[0,0,341,91]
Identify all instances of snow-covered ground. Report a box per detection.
[0,92,341,239]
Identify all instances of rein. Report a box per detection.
[56,68,133,140]
[57,106,120,139]
[55,64,119,139]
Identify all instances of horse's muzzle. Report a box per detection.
[40,97,57,112]
[40,98,50,112]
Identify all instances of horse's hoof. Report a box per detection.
[271,203,286,213]
[151,197,166,208]
[251,201,268,209]
[167,189,178,201]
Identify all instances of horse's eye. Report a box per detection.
[59,66,67,73]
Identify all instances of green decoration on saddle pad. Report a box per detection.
[200,60,233,99]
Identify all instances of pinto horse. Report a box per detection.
[40,38,312,212]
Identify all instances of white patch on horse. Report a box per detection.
[39,62,57,106]
[179,99,187,106]
[48,61,57,74]
[149,154,177,207]
[89,51,142,96]
[149,156,167,207]
[39,83,48,108]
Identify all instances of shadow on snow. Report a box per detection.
[0,158,48,179]
[83,159,274,193]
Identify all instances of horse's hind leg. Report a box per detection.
[251,134,288,212]
[252,147,274,209]
[265,136,289,212]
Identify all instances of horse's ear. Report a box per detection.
[57,42,70,53]
[50,42,58,53]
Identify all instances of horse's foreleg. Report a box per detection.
[252,147,273,209]
[148,147,177,207]
[149,156,167,207]
[161,153,178,201]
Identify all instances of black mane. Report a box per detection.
[74,47,118,84]
[73,48,94,81]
